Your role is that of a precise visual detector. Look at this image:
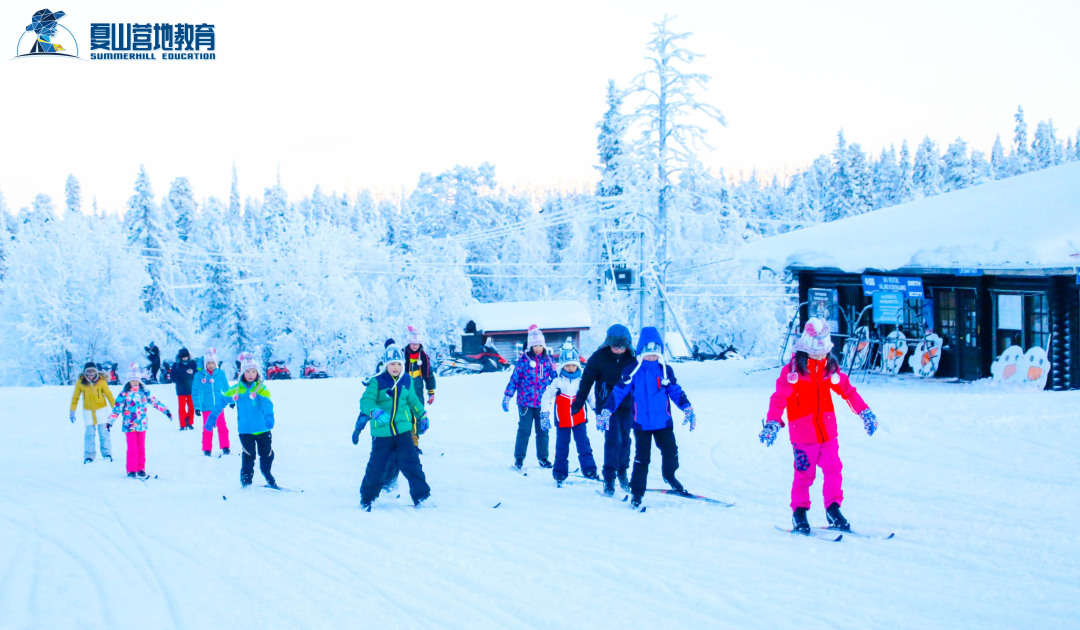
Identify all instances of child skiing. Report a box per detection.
[193,347,231,456]
[356,345,431,510]
[758,317,879,534]
[70,362,117,463]
[598,327,696,507]
[503,324,556,470]
[225,354,277,488]
[403,326,436,454]
[169,347,199,430]
[540,340,597,486]
[108,362,173,478]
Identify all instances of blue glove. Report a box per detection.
[229,402,236,409]
[540,411,551,432]
[502,395,512,413]
[352,413,369,445]
[597,409,612,432]
[759,420,781,447]
[204,415,216,432]
[370,409,388,425]
[682,407,696,432]
[416,413,429,436]
[860,409,878,436]
[70,411,76,423]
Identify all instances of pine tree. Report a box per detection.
[168,177,197,242]
[1032,120,1059,169]
[125,165,166,313]
[990,135,1008,179]
[912,136,943,197]
[31,194,56,224]
[872,146,900,209]
[942,138,974,192]
[64,174,81,215]
[896,141,914,204]
[1012,106,1031,173]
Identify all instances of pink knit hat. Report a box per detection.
[204,347,219,364]
[405,325,422,346]
[526,324,545,348]
[125,362,144,382]
[238,352,260,374]
[793,317,834,355]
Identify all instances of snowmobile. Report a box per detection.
[437,343,509,376]
[301,359,329,379]
[691,340,742,361]
[266,360,292,380]
[96,361,119,385]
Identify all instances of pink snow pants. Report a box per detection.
[201,411,230,452]
[126,431,147,474]
[790,437,844,510]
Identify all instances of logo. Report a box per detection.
[14,8,79,58]
[89,22,216,61]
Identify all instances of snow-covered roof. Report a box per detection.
[462,300,592,332]
[736,162,1080,273]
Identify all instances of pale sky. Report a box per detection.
[1,0,1078,213]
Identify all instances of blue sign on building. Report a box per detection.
[861,275,924,299]
[873,291,905,325]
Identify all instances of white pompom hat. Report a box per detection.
[793,317,834,355]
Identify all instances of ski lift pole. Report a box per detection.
[648,269,693,359]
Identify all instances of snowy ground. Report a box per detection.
[1,360,1078,630]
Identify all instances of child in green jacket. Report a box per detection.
[353,345,431,510]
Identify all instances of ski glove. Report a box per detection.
[351,413,368,445]
[759,420,781,447]
[427,393,435,405]
[229,403,236,409]
[165,410,173,421]
[417,413,429,436]
[106,423,112,431]
[204,415,217,432]
[69,411,76,423]
[195,408,202,416]
[597,409,612,432]
[370,409,388,425]
[502,395,512,413]
[682,407,696,432]
[860,409,878,436]
[539,411,551,432]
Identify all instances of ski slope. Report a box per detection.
[1,361,1078,630]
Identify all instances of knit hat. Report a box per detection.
[604,324,632,350]
[383,345,405,368]
[238,352,260,374]
[83,361,97,371]
[204,347,219,365]
[383,338,396,349]
[793,317,834,355]
[125,362,143,382]
[527,324,545,349]
[405,325,422,346]
[178,347,190,360]
[556,339,580,370]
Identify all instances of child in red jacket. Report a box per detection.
[759,318,879,534]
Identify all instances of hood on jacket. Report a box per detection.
[636,326,664,358]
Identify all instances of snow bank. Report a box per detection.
[736,162,1080,273]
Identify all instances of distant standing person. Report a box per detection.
[502,324,556,470]
[145,342,161,383]
[403,326,436,454]
[170,348,198,431]
[70,362,116,464]
[572,324,637,495]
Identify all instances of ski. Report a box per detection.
[816,526,894,540]
[568,473,602,483]
[775,525,843,541]
[492,502,502,509]
[645,488,734,507]
[264,484,303,493]
[594,490,644,511]
[509,465,527,476]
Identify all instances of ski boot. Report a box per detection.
[413,494,430,508]
[127,472,137,478]
[602,477,616,497]
[265,474,278,489]
[203,450,212,457]
[104,455,112,463]
[582,470,599,481]
[538,459,553,469]
[555,478,565,488]
[136,470,149,479]
[665,475,691,497]
[826,502,850,531]
[630,494,643,508]
[84,458,93,464]
[241,473,253,488]
[513,458,524,471]
[792,507,810,534]
[617,469,631,492]
[360,501,372,512]
[222,448,230,455]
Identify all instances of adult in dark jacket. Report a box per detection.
[145,342,161,383]
[571,324,637,495]
[170,348,199,430]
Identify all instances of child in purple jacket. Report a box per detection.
[503,325,557,470]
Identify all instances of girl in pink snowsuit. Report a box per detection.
[759,318,879,533]
[109,363,173,478]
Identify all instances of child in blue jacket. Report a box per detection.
[222,353,276,488]
[193,347,232,456]
[598,326,696,508]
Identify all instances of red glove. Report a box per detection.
[427,393,435,405]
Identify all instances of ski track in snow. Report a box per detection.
[1,361,1079,629]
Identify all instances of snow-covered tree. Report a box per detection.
[168,177,197,243]
[942,138,974,192]
[64,174,81,215]
[124,165,167,313]
[1032,120,1060,169]
[912,136,943,197]
[991,135,1008,179]
[1012,106,1031,174]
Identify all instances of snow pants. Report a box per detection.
[360,432,430,505]
[514,406,549,463]
[790,438,844,510]
[177,395,194,428]
[125,431,147,474]
[82,408,112,461]
[553,423,596,481]
[602,407,634,482]
[201,411,230,452]
[629,425,680,498]
[239,432,274,484]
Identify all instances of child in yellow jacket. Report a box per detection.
[70,362,117,463]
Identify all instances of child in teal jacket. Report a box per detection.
[226,353,276,487]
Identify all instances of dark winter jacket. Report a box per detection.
[146,344,161,370]
[360,371,425,438]
[571,328,637,416]
[603,328,691,431]
[170,355,199,395]
[404,345,436,402]
[503,349,557,409]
